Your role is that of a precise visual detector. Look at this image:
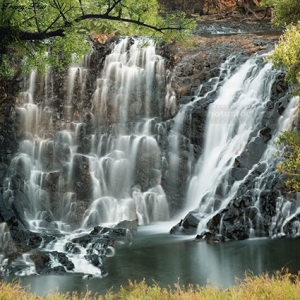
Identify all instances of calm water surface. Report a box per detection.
[2,222,300,296]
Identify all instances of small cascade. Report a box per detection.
[0,223,13,255]
[263,97,300,237]
[16,70,39,137]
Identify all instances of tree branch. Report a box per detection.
[75,14,182,32]
[78,0,85,15]
[51,0,69,25]
[19,29,65,41]
[18,10,185,41]
[43,15,63,33]
[105,0,122,15]
[32,0,41,33]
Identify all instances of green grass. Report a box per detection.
[1,270,300,299]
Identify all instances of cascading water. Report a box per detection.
[166,55,238,214]
[172,54,299,240]
[1,35,299,278]
[5,37,172,233]
[251,96,298,238]
[0,37,176,277]
[187,58,277,218]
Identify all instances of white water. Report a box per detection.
[182,55,297,235]
[3,38,172,235]
[92,37,176,125]
[167,55,238,202]
[266,97,299,237]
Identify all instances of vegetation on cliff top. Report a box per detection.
[0,0,194,75]
[262,0,300,92]
[1,270,300,299]
[277,130,300,191]
[261,0,300,191]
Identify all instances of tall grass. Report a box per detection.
[1,270,300,299]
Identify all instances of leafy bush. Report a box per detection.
[261,0,300,26]
[277,129,300,191]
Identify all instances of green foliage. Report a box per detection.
[261,0,300,26]
[277,129,300,191]
[271,23,300,95]
[264,1,300,191]
[0,0,195,75]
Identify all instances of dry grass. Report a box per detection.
[1,270,300,299]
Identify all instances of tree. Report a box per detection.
[277,130,300,191]
[0,0,194,74]
[271,23,300,95]
[261,0,300,190]
[260,0,300,94]
[261,0,300,26]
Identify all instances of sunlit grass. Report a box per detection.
[1,270,300,299]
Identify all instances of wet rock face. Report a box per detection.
[162,33,280,214]
[172,79,291,241]
[72,154,93,201]
[167,34,278,158]
[170,211,200,235]
[0,84,18,184]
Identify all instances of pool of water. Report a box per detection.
[2,222,300,297]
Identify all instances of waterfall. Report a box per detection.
[175,54,298,240]
[2,38,173,234]
[1,37,299,277]
[187,58,276,213]
[0,37,178,277]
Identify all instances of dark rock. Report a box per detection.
[9,227,43,252]
[85,254,102,267]
[30,250,75,274]
[236,136,267,170]
[170,211,200,235]
[0,193,15,224]
[51,251,75,271]
[259,126,272,142]
[224,223,249,241]
[30,250,51,274]
[230,167,249,181]
[71,235,94,247]
[65,242,82,254]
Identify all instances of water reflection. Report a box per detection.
[2,225,300,296]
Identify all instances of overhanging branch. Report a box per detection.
[18,12,185,41]
[19,29,65,40]
[76,13,184,32]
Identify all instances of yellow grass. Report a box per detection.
[1,270,300,300]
